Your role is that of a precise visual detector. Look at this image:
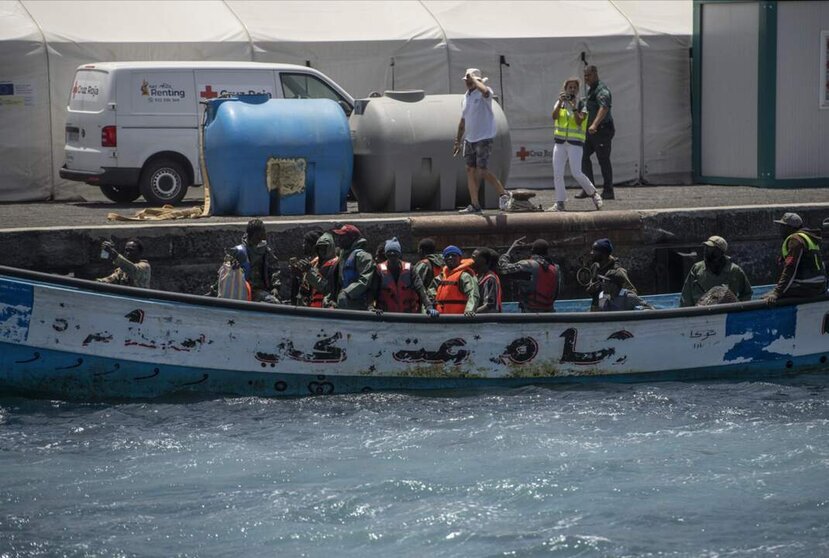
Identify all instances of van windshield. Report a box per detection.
[68,70,110,112]
[280,73,351,109]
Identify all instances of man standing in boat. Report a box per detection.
[679,235,752,307]
[497,239,559,313]
[433,245,479,316]
[373,237,437,316]
[297,231,339,308]
[230,219,280,304]
[472,247,502,313]
[584,238,636,311]
[764,213,828,304]
[413,238,444,299]
[97,238,151,289]
[331,224,375,311]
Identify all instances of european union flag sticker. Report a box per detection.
[0,83,14,96]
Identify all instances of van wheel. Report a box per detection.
[100,184,141,203]
[139,159,188,205]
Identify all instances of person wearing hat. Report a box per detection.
[595,269,654,312]
[764,212,827,304]
[373,237,437,316]
[454,68,511,214]
[433,245,479,316]
[584,238,636,311]
[330,224,375,310]
[497,238,560,312]
[679,235,752,307]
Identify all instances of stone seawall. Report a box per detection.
[1,205,827,300]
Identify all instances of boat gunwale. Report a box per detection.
[1,264,825,325]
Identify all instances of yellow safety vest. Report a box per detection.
[553,104,587,143]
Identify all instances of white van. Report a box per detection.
[60,61,354,204]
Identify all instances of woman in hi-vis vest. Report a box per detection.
[547,77,603,212]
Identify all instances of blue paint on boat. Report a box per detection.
[724,305,796,362]
[0,279,33,342]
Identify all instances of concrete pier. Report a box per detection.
[0,184,827,299]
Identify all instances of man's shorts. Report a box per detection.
[463,138,493,169]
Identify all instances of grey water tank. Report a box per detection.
[349,90,511,212]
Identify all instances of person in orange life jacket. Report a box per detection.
[289,229,323,306]
[230,218,280,304]
[331,224,375,310]
[432,245,480,317]
[764,212,828,304]
[299,232,340,308]
[413,238,444,299]
[497,238,560,312]
[373,237,438,316]
[472,247,502,313]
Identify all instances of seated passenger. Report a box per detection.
[331,224,375,310]
[585,238,636,310]
[497,239,559,312]
[374,237,437,315]
[596,269,654,311]
[764,212,827,304]
[472,247,502,313]
[679,235,752,307]
[433,245,479,317]
[97,238,151,289]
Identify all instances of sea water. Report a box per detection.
[1,375,828,557]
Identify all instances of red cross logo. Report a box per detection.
[200,85,219,99]
[516,146,530,161]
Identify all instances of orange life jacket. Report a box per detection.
[377,261,421,313]
[419,257,443,285]
[309,256,338,308]
[478,270,503,312]
[435,258,476,314]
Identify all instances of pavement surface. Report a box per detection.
[1,182,827,230]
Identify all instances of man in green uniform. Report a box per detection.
[679,235,752,307]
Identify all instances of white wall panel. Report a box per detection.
[776,1,829,179]
[701,2,758,178]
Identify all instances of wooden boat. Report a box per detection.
[1,265,828,400]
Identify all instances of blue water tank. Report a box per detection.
[203,96,352,216]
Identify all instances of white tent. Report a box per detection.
[0,0,692,202]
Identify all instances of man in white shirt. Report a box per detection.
[453,68,510,214]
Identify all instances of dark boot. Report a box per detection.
[601,188,615,200]
[574,191,589,199]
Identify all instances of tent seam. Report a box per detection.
[18,0,55,198]
[608,0,644,185]
[416,1,452,92]
[221,1,255,60]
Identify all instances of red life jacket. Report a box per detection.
[435,258,476,314]
[523,258,558,312]
[309,256,338,308]
[377,261,421,313]
[478,270,503,312]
